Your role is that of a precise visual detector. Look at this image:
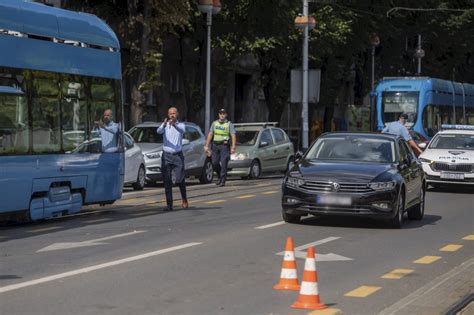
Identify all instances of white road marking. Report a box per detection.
[294,237,341,251]
[255,221,285,229]
[277,237,352,261]
[37,230,147,252]
[1,242,202,294]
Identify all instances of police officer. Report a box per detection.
[382,113,423,155]
[204,108,236,187]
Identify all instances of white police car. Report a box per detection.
[419,125,474,186]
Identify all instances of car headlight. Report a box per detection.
[286,177,305,187]
[146,151,162,159]
[419,157,433,164]
[231,152,249,160]
[368,181,396,191]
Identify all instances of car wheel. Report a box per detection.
[199,159,214,184]
[132,165,146,191]
[249,160,261,179]
[282,208,301,224]
[408,185,425,220]
[389,192,404,228]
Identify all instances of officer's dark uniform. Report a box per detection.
[210,118,235,186]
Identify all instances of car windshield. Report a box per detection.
[429,134,474,150]
[236,130,259,146]
[306,136,396,163]
[129,127,163,143]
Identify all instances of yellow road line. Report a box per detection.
[462,235,474,241]
[344,285,381,298]
[205,200,226,204]
[262,191,278,195]
[308,308,341,315]
[27,226,62,233]
[381,269,414,279]
[414,256,441,264]
[236,194,256,199]
[440,244,463,252]
[83,218,112,224]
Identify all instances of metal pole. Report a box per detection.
[204,12,212,135]
[417,34,421,75]
[302,0,309,150]
[371,45,375,131]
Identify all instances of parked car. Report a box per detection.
[228,123,294,179]
[281,132,426,228]
[70,132,146,190]
[419,124,474,187]
[128,121,213,184]
[123,132,146,190]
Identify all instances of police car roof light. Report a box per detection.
[441,124,474,131]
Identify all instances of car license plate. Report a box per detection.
[317,195,352,206]
[440,172,464,180]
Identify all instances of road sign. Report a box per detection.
[290,68,321,103]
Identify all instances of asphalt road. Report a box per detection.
[0,177,473,315]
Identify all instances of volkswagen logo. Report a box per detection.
[330,182,341,192]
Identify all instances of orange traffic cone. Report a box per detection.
[274,237,300,291]
[291,246,327,310]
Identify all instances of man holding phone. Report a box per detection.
[94,108,119,153]
[156,107,188,211]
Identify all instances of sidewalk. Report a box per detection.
[379,257,474,315]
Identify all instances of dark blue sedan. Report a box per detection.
[281,133,426,228]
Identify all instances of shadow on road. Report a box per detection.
[299,214,442,230]
[427,184,474,194]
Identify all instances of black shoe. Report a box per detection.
[219,181,225,187]
[215,179,222,186]
[163,206,173,212]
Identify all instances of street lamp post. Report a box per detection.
[198,0,221,135]
[369,33,380,131]
[295,1,316,150]
[414,34,425,76]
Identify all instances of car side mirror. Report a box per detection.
[294,150,304,163]
[419,142,427,150]
[182,139,190,145]
[260,141,269,147]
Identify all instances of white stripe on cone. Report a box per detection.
[281,268,298,279]
[300,281,319,295]
[304,258,316,271]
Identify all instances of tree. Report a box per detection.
[65,0,192,126]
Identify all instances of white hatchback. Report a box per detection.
[123,132,146,190]
[419,125,474,186]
